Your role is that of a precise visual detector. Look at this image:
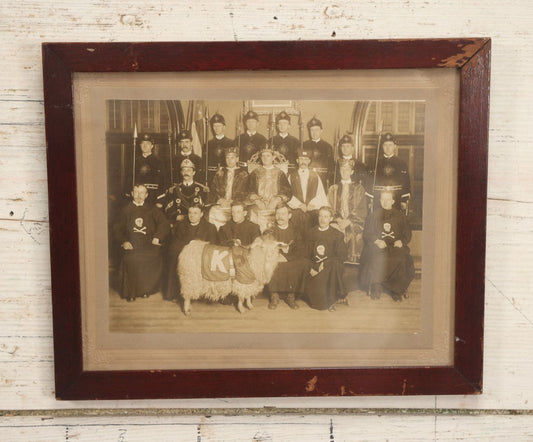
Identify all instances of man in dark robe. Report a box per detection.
[113,184,170,302]
[359,191,414,301]
[304,206,347,311]
[218,201,261,247]
[236,110,267,167]
[334,134,368,186]
[248,146,292,210]
[164,204,218,302]
[327,159,368,264]
[157,158,209,226]
[302,117,334,188]
[175,129,203,183]
[266,203,311,310]
[208,146,250,206]
[134,134,165,203]
[287,148,328,230]
[366,133,411,212]
[206,113,234,184]
[272,111,300,172]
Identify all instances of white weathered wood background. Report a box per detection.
[1,0,532,440]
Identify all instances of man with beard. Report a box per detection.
[158,158,208,226]
[266,203,310,310]
[327,159,368,264]
[206,113,234,184]
[218,200,261,247]
[359,191,414,301]
[134,134,164,203]
[164,204,218,302]
[248,146,292,210]
[272,111,300,172]
[175,129,203,182]
[113,184,170,302]
[302,117,334,188]
[287,148,328,230]
[367,133,411,212]
[236,110,267,167]
[304,206,347,311]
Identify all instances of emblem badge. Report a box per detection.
[316,245,326,256]
[383,222,391,233]
[135,218,143,228]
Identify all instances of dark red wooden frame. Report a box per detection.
[42,39,490,399]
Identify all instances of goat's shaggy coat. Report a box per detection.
[178,235,280,315]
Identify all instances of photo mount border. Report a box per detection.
[42,39,490,399]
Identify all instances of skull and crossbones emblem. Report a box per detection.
[381,223,395,239]
[133,217,147,235]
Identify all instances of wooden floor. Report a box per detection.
[110,268,421,334]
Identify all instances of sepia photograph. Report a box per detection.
[71,69,458,371]
[106,98,425,332]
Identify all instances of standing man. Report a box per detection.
[209,146,250,206]
[164,204,218,302]
[158,158,208,226]
[367,133,411,212]
[207,113,234,184]
[248,146,292,210]
[359,191,414,301]
[218,201,261,247]
[334,134,368,186]
[113,184,170,302]
[272,111,300,171]
[304,206,347,311]
[327,159,368,264]
[266,203,310,310]
[287,148,328,230]
[237,110,267,167]
[135,133,164,203]
[175,129,203,183]
[302,117,334,188]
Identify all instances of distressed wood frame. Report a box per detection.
[42,39,490,399]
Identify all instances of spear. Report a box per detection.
[333,127,340,185]
[371,120,384,207]
[132,122,138,190]
[168,128,173,185]
[204,106,209,184]
[298,108,303,149]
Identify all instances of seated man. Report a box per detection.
[248,146,292,210]
[304,206,347,311]
[359,191,415,301]
[218,200,261,247]
[287,148,328,230]
[158,158,208,226]
[209,146,250,206]
[266,203,310,310]
[164,204,218,302]
[113,184,170,302]
[327,159,368,264]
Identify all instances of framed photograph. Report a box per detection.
[43,39,490,399]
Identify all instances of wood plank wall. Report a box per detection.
[1,0,532,439]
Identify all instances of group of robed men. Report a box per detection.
[113,110,415,311]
